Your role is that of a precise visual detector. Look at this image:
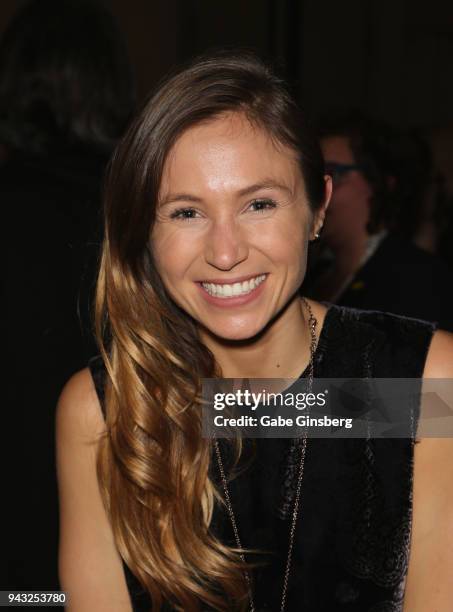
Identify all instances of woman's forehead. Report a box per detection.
[159,113,302,197]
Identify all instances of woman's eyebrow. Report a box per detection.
[159,193,202,207]
[237,180,293,197]
[159,180,293,207]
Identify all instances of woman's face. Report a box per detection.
[152,112,327,341]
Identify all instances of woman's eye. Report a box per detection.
[248,199,277,213]
[169,207,200,221]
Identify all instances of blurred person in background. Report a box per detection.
[305,111,453,332]
[3,0,134,590]
[436,189,453,271]
[388,129,453,261]
[411,159,453,270]
[430,125,453,271]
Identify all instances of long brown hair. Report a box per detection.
[94,49,325,611]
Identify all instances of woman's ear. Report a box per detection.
[310,175,332,240]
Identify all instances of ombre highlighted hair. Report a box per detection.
[94,49,325,611]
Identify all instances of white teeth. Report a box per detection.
[232,282,242,296]
[201,274,266,298]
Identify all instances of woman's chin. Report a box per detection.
[200,319,268,343]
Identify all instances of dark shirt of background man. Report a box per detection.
[336,232,453,332]
[2,0,135,591]
[305,111,453,333]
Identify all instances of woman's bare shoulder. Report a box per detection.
[56,367,106,440]
[404,329,453,609]
[56,368,132,611]
[423,328,453,378]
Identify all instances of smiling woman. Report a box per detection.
[55,50,453,612]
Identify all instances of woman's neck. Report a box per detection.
[199,295,315,379]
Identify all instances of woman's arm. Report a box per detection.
[56,368,133,612]
[403,330,453,611]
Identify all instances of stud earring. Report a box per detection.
[311,226,323,241]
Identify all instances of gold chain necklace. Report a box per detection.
[214,297,318,612]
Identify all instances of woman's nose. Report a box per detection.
[204,218,249,271]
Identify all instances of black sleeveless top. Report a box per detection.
[88,304,436,612]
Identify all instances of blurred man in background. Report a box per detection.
[305,112,453,331]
